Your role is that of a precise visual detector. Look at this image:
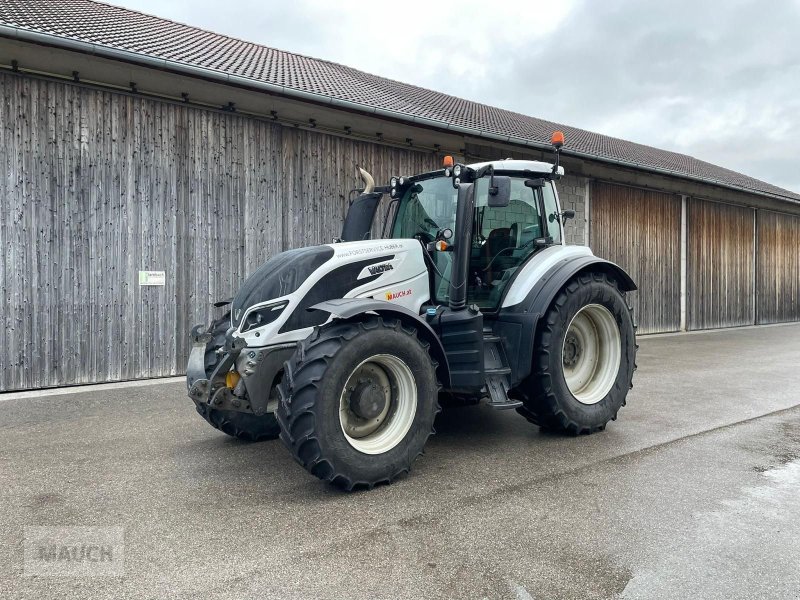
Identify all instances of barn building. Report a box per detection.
[1,1,799,391]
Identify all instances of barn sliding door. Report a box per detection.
[590,182,681,334]
[687,199,755,330]
[756,210,800,324]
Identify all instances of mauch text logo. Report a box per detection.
[385,289,411,301]
[24,526,124,577]
[368,263,394,276]
[37,544,114,563]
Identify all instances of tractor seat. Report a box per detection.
[482,226,517,282]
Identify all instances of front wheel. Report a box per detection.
[277,317,440,491]
[517,271,636,434]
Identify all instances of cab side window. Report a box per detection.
[542,183,562,244]
[468,178,560,308]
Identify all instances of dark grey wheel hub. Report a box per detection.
[563,335,582,367]
[349,380,387,420]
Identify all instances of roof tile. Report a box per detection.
[0,0,796,201]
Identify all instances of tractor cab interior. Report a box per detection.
[468,176,559,307]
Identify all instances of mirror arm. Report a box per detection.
[473,164,501,194]
[485,165,498,197]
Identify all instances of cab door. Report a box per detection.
[468,178,562,309]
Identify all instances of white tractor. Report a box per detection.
[186,132,637,490]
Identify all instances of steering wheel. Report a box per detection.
[423,217,439,230]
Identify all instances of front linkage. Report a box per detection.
[186,315,296,420]
[186,322,250,413]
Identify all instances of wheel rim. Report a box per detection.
[562,304,621,405]
[339,354,417,455]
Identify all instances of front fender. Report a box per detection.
[309,298,451,388]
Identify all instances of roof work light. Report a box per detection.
[551,131,565,175]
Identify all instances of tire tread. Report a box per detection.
[277,317,440,491]
[516,272,636,435]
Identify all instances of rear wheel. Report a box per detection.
[277,317,440,490]
[194,312,280,442]
[517,271,636,434]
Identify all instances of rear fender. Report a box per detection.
[498,255,636,386]
[525,257,636,313]
[309,298,451,388]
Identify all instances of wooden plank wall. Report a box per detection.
[0,73,437,391]
[756,210,800,324]
[590,182,682,334]
[687,199,755,330]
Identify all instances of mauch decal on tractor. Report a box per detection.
[186,134,638,491]
[385,289,411,301]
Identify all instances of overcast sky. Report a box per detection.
[116,0,800,193]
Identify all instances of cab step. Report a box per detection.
[486,398,523,410]
[485,374,523,410]
[485,367,511,376]
[482,328,521,409]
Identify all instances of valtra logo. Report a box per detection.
[368,263,394,276]
[386,289,412,301]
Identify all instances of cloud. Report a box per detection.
[545,0,800,192]
[114,0,800,192]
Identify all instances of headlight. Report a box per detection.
[241,301,288,332]
[453,164,462,177]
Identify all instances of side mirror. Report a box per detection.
[560,209,576,223]
[488,176,511,208]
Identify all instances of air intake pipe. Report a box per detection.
[448,182,475,311]
[357,165,375,194]
[340,166,380,242]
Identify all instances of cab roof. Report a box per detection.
[468,159,564,177]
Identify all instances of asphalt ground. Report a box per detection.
[1,323,799,599]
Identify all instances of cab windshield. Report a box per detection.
[390,175,563,309]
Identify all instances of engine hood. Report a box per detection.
[231,245,334,325]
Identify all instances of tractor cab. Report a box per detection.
[386,159,566,311]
